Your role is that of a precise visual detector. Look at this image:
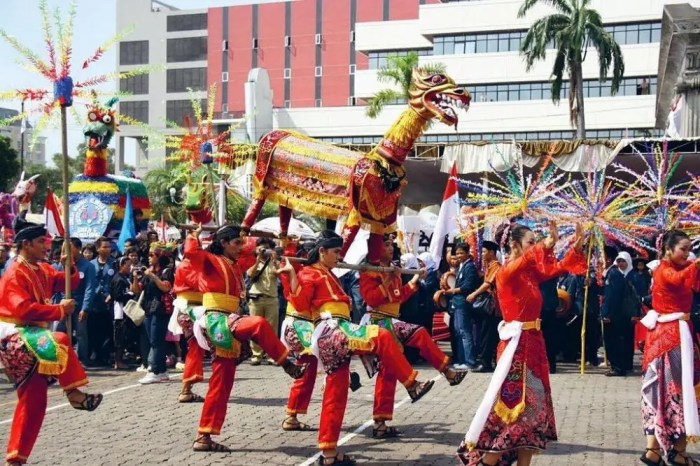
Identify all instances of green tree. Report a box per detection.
[365,52,446,119]
[519,0,625,138]
[0,136,21,192]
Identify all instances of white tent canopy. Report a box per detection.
[251,216,316,238]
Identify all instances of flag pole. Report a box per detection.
[60,105,72,343]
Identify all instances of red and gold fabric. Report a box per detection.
[0,258,87,465]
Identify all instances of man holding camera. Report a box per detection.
[246,238,280,365]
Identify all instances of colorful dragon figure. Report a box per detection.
[242,69,470,263]
[68,98,150,238]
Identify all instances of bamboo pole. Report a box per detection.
[175,223,316,242]
[282,256,423,275]
[60,106,72,343]
[579,237,595,375]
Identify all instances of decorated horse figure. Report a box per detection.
[241,69,470,263]
[68,98,150,240]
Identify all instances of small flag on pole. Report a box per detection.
[117,189,136,253]
[428,163,460,266]
[43,188,65,237]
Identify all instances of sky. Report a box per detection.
[0,0,287,168]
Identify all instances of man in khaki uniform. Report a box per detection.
[247,238,280,365]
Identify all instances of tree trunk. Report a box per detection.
[574,61,586,139]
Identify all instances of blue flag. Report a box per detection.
[117,188,137,253]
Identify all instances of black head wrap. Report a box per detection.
[305,230,343,266]
[206,224,242,255]
[13,211,47,246]
[297,240,316,258]
[482,240,499,253]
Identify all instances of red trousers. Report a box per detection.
[318,328,417,450]
[286,355,318,416]
[183,337,204,384]
[7,332,88,464]
[198,316,289,435]
[373,327,449,421]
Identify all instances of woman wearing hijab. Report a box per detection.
[418,252,440,335]
[600,250,637,377]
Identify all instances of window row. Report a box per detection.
[468,76,657,102]
[119,74,149,95]
[167,13,207,32]
[120,40,148,66]
[367,49,432,70]
[433,21,661,56]
[167,37,207,63]
[119,101,148,124]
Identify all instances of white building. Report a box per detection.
[0,108,47,167]
[116,0,696,171]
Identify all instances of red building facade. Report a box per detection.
[206,0,440,114]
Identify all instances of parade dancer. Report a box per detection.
[170,255,205,403]
[279,240,319,431]
[281,230,435,466]
[457,222,584,466]
[0,216,103,466]
[639,230,700,466]
[185,225,307,452]
[359,235,467,439]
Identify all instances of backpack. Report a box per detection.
[620,278,642,320]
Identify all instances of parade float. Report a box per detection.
[67,98,150,242]
[241,69,471,263]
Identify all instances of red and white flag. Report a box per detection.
[43,188,65,237]
[428,163,460,266]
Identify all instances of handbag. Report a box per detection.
[471,292,495,319]
[124,292,146,326]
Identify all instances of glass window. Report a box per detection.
[638,25,651,43]
[454,41,465,54]
[625,26,638,44]
[465,40,476,54]
[120,40,148,65]
[475,38,487,53]
[486,34,498,53]
[166,67,207,93]
[434,42,444,55]
[499,36,509,52]
[167,37,207,63]
[166,99,207,125]
[119,101,148,123]
[651,24,661,42]
[167,13,207,32]
[119,74,148,95]
[444,40,455,54]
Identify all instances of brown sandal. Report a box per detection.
[178,392,205,403]
[317,452,356,465]
[407,380,434,403]
[282,416,313,431]
[193,435,232,453]
[67,390,103,412]
[445,368,468,386]
[372,422,400,439]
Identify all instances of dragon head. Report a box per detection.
[84,97,118,150]
[409,69,470,127]
[12,172,39,206]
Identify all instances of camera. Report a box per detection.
[133,266,146,276]
[258,248,272,259]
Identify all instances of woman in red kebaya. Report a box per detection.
[639,230,700,466]
[280,230,434,466]
[457,221,584,466]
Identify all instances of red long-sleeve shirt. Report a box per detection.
[359,271,417,318]
[0,257,80,324]
[184,235,244,304]
[288,264,351,321]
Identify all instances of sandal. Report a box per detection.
[349,371,362,392]
[668,449,700,465]
[445,368,468,386]
[317,452,357,465]
[178,392,205,403]
[193,435,232,453]
[372,422,400,439]
[640,448,667,466]
[282,416,313,431]
[67,390,103,412]
[407,379,434,403]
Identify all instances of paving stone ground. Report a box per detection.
[0,347,695,465]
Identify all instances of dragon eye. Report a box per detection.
[432,75,445,84]
[88,112,97,121]
[102,114,112,124]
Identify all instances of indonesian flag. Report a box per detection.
[43,188,65,237]
[428,163,460,266]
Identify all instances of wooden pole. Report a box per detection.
[60,106,72,343]
[175,223,316,242]
[282,256,423,275]
[579,237,595,375]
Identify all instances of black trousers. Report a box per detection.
[603,320,634,373]
[476,313,499,369]
[541,315,562,372]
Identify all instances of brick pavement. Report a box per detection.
[0,357,696,465]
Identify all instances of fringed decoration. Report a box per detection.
[84,149,108,177]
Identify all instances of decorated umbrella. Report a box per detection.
[251,216,316,238]
[0,0,150,340]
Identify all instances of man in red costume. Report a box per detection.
[170,254,205,403]
[185,224,307,452]
[359,235,467,438]
[0,215,103,466]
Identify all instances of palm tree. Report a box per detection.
[365,52,446,119]
[518,0,625,138]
